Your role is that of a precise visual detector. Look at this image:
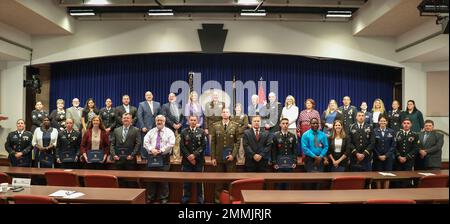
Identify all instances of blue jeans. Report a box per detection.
[181,163,204,204]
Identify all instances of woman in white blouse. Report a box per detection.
[370,98,387,128]
[281,95,299,136]
[327,120,349,172]
[32,116,58,168]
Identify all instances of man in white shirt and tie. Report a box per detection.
[143,115,175,204]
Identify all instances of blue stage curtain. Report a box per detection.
[50,53,400,155]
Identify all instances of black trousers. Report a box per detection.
[113,159,138,187]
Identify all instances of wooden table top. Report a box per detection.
[241,188,450,204]
[0,185,146,204]
[1,166,448,183]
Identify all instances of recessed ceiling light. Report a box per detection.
[240,9,266,16]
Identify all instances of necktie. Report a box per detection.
[19,132,22,138]
[382,129,385,137]
[423,132,429,144]
[224,124,227,131]
[148,102,153,115]
[156,130,161,150]
[171,103,179,122]
[255,129,260,141]
[123,127,128,142]
[313,132,320,147]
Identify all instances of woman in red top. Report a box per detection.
[80,115,109,169]
[296,98,321,137]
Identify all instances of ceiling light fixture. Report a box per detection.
[69,9,96,16]
[84,0,110,5]
[148,9,174,16]
[237,0,260,5]
[325,10,352,18]
[240,9,266,16]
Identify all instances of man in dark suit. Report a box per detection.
[137,91,161,159]
[115,95,138,127]
[161,93,185,161]
[418,120,444,170]
[243,115,272,172]
[161,93,185,133]
[110,113,141,172]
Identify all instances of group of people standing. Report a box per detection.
[4,91,444,203]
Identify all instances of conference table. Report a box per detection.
[0,185,146,204]
[241,188,450,204]
[0,166,448,185]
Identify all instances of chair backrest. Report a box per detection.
[45,171,79,187]
[229,178,265,202]
[417,175,449,188]
[84,174,119,188]
[366,199,416,204]
[12,195,58,204]
[0,172,11,184]
[331,176,367,190]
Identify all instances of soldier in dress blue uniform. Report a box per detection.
[55,118,81,169]
[180,115,207,204]
[338,96,358,133]
[5,119,33,167]
[372,116,396,172]
[394,118,419,187]
[387,100,403,135]
[272,118,298,189]
[348,111,374,171]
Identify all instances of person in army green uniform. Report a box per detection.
[394,118,419,187]
[180,115,207,204]
[99,98,117,134]
[272,118,298,189]
[55,118,81,169]
[347,111,374,171]
[338,96,358,133]
[261,92,282,133]
[211,107,240,204]
[204,91,225,136]
[230,103,249,164]
[5,119,33,167]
